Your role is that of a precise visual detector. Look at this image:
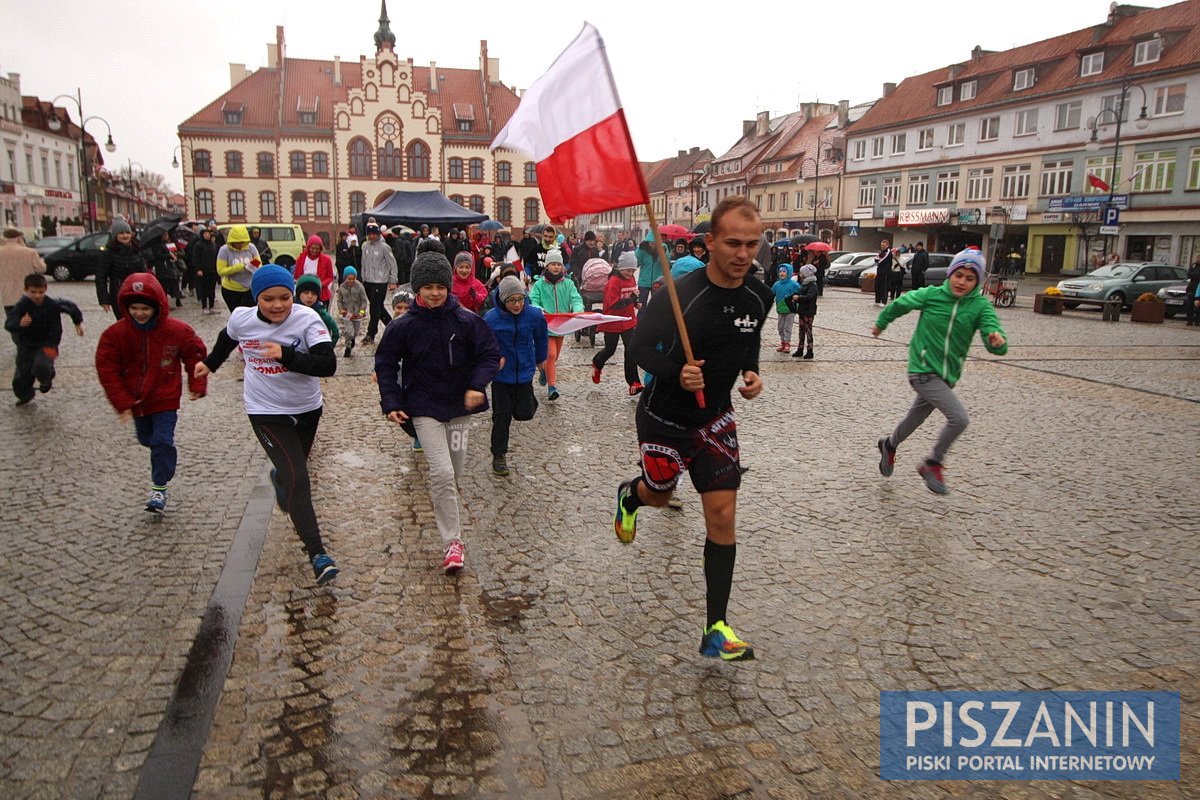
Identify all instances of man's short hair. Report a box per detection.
[417,238,445,255]
[24,273,48,289]
[710,196,760,237]
[3,227,22,239]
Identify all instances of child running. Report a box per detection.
[335,266,368,357]
[95,273,206,512]
[7,273,83,405]
[375,252,500,573]
[872,248,1008,494]
[483,275,548,477]
[194,265,340,584]
[296,274,340,347]
[591,250,641,394]
[527,249,581,401]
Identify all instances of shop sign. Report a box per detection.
[19,185,45,198]
[852,207,875,220]
[955,207,988,225]
[1048,195,1129,212]
[1040,212,1064,223]
[998,204,1028,221]
[883,213,899,227]
[898,208,950,226]
[46,189,74,200]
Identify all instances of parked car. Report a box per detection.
[1056,263,1188,310]
[217,223,306,267]
[1158,282,1195,318]
[43,231,109,281]
[824,252,878,285]
[858,252,956,289]
[34,235,78,258]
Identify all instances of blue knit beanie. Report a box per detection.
[342,266,357,277]
[250,264,295,300]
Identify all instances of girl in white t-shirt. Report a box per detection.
[195,265,340,585]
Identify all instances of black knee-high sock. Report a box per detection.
[621,477,644,513]
[703,539,736,628]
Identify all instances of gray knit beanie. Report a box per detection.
[110,217,133,235]
[453,251,475,268]
[545,248,564,265]
[498,275,526,304]
[410,251,453,290]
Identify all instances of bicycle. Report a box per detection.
[983,273,1017,307]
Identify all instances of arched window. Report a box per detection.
[524,197,540,223]
[256,152,274,177]
[349,138,372,177]
[378,141,402,178]
[228,190,246,218]
[497,161,512,184]
[449,194,465,206]
[314,191,330,218]
[260,191,277,220]
[407,140,430,180]
[495,197,512,223]
[224,151,242,176]
[196,189,214,216]
[193,150,212,175]
[448,157,463,180]
[524,161,537,184]
[290,151,306,176]
[469,195,485,213]
[312,152,328,175]
[469,158,484,181]
[348,192,366,216]
[292,190,308,218]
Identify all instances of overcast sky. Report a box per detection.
[3,0,1176,193]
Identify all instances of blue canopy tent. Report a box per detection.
[351,190,489,231]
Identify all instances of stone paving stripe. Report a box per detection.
[994,360,1200,404]
[132,475,274,800]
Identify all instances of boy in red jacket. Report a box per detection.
[95,273,208,513]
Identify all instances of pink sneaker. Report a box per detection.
[442,540,465,573]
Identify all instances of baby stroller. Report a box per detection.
[576,257,612,347]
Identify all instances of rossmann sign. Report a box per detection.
[898,209,950,226]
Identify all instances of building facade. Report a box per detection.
[178,6,535,242]
[840,0,1200,272]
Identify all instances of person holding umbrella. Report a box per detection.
[806,242,831,296]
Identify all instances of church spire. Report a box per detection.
[374,0,396,53]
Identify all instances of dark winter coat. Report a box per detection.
[5,294,82,347]
[189,237,219,277]
[794,280,819,317]
[95,239,146,306]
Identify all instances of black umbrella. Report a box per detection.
[691,221,711,234]
[139,220,179,243]
[790,234,818,246]
[526,223,548,234]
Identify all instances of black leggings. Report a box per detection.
[490,381,538,456]
[592,329,639,385]
[248,408,325,558]
[222,285,253,312]
[196,274,217,309]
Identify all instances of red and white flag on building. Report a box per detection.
[490,23,649,224]
[1087,172,1110,192]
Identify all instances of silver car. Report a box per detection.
[1056,263,1188,310]
[1158,282,1196,318]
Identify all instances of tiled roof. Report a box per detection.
[749,111,842,186]
[181,52,522,141]
[854,0,1200,133]
[21,96,104,167]
[643,150,713,194]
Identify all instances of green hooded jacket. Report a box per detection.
[874,282,1007,386]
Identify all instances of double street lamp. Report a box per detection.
[1084,77,1150,258]
[47,89,116,232]
[797,156,820,235]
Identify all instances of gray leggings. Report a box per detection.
[777,312,795,342]
[889,373,969,464]
[412,416,472,545]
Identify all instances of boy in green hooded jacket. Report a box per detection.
[871,248,1007,494]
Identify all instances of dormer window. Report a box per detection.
[1134,38,1162,66]
[1013,68,1035,91]
[453,103,474,132]
[298,111,316,125]
[222,101,245,126]
[1081,51,1104,77]
[296,97,319,126]
[960,80,977,101]
[936,86,953,106]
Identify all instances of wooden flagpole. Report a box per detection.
[644,202,705,409]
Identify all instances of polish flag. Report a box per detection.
[542,311,627,336]
[490,23,649,224]
[1087,172,1110,192]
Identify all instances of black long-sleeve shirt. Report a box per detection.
[5,295,83,348]
[630,268,772,427]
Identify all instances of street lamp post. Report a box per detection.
[1085,77,1149,260]
[798,156,819,235]
[47,88,116,232]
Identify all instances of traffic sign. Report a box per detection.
[1103,206,1120,226]
[1099,225,1120,235]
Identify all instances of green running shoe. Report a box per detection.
[699,620,755,661]
[613,480,639,543]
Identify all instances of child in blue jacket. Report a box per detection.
[483,275,548,477]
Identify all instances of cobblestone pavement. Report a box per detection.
[3,280,1198,799]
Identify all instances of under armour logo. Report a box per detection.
[734,315,758,332]
[723,305,735,313]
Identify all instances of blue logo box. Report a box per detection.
[880,691,1179,780]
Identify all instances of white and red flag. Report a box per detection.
[490,23,649,224]
[1087,172,1110,192]
[542,311,626,336]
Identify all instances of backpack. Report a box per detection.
[581,258,612,293]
